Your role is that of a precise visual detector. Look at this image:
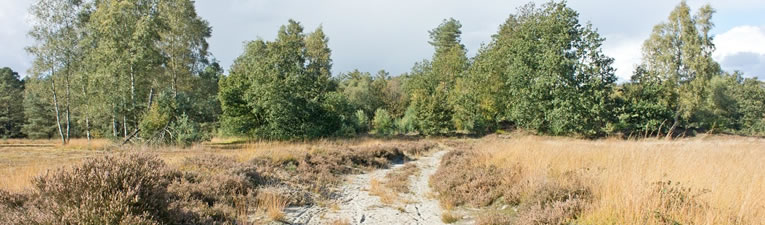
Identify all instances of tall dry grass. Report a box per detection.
[475,135,765,224]
[0,139,111,191]
[0,137,435,191]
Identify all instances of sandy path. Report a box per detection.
[284,150,447,225]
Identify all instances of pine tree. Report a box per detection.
[0,67,25,138]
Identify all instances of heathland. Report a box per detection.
[1,0,764,224]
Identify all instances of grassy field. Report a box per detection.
[431,134,765,224]
[0,137,428,192]
[2,135,763,224]
[1,136,439,224]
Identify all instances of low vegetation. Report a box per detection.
[368,162,420,205]
[0,138,437,224]
[429,135,765,224]
[382,163,420,194]
[0,0,763,224]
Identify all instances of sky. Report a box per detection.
[1,0,764,81]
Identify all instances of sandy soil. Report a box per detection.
[283,150,448,225]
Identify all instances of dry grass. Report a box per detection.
[1,136,438,224]
[383,163,420,193]
[0,143,110,191]
[0,138,111,150]
[475,211,513,225]
[469,134,765,224]
[1,137,435,192]
[257,192,288,222]
[369,178,396,205]
[369,162,421,206]
[441,211,460,223]
[331,218,351,225]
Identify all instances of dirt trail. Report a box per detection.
[284,150,448,225]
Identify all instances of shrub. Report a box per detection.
[30,153,184,225]
[514,176,592,225]
[644,180,711,225]
[169,155,260,224]
[431,148,592,225]
[171,113,204,147]
[354,110,370,133]
[372,108,394,135]
[475,211,512,225]
[430,150,506,207]
[396,106,417,134]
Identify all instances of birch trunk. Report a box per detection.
[64,66,71,143]
[130,65,136,131]
[50,72,66,145]
[112,103,118,137]
[123,115,128,138]
[81,85,91,141]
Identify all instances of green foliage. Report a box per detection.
[373,108,394,135]
[338,70,379,117]
[139,90,206,146]
[219,20,342,140]
[396,106,417,134]
[0,67,25,138]
[171,113,202,147]
[733,78,765,135]
[406,18,468,135]
[22,76,57,139]
[693,72,765,136]
[139,92,175,143]
[13,0,765,142]
[618,69,675,137]
[632,1,721,136]
[320,91,358,137]
[458,2,618,137]
[354,110,370,133]
[23,0,216,145]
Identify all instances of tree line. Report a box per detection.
[2,0,764,143]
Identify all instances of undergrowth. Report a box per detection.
[0,141,437,224]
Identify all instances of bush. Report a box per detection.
[354,110,369,133]
[514,174,592,225]
[0,153,268,225]
[430,150,507,207]
[29,153,184,225]
[430,148,592,225]
[396,106,417,134]
[373,108,394,135]
[172,114,204,147]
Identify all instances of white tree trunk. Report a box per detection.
[50,72,66,145]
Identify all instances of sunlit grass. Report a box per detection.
[474,134,765,224]
[0,137,431,191]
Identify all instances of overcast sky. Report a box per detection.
[2,0,764,81]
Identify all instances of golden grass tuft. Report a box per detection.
[257,192,288,222]
[331,218,351,225]
[369,178,396,205]
[383,163,419,193]
[473,135,765,224]
[441,211,460,223]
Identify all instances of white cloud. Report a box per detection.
[714,26,765,59]
[0,0,34,76]
[602,36,644,82]
[714,25,765,78]
[3,0,765,79]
